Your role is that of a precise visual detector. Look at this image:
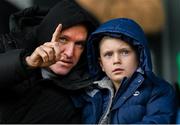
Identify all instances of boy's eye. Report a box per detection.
[104,52,112,57]
[121,50,129,56]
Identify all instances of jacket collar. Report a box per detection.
[111,73,144,110]
[41,67,93,90]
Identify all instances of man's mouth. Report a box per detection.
[57,56,73,67]
[58,59,73,66]
[61,60,73,64]
[60,60,73,64]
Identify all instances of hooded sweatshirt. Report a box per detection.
[73,18,176,124]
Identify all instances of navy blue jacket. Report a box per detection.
[72,18,176,124]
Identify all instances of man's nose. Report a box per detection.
[64,43,74,58]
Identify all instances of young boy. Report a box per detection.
[73,18,176,124]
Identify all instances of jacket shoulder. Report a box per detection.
[0,34,18,53]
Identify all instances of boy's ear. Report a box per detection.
[98,58,105,72]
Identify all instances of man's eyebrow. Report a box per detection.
[60,34,86,42]
[75,41,86,45]
[59,34,69,39]
[77,40,86,42]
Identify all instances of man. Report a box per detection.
[0,0,99,123]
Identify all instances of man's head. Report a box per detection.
[35,0,99,75]
[49,24,88,75]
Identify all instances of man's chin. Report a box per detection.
[49,65,72,76]
[53,68,71,76]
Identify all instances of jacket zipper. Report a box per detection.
[98,88,114,124]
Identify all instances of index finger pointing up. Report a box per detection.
[51,24,62,42]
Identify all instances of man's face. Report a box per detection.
[49,24,88,75]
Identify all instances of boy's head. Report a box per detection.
[98,36,139,88]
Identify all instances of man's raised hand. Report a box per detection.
[25,24,62,68]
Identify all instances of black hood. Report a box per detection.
[9,0,99,51]
[36,0,99,44]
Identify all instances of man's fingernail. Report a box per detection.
[59,24,62,27]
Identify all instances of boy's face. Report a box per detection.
[99,37,138,87]
[49,24,88,75]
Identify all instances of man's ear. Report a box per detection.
[98,58,105,72]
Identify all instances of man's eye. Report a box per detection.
[75,42,85,49]
[59,37,67,43]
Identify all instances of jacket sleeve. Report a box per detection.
[136,82,177,124]
[0,49,38,88]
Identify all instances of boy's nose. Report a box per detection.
[113,54,121,65]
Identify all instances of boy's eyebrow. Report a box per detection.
[101,50,113,54]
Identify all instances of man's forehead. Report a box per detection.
[61,25,87,36]
[62,24,88,32]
